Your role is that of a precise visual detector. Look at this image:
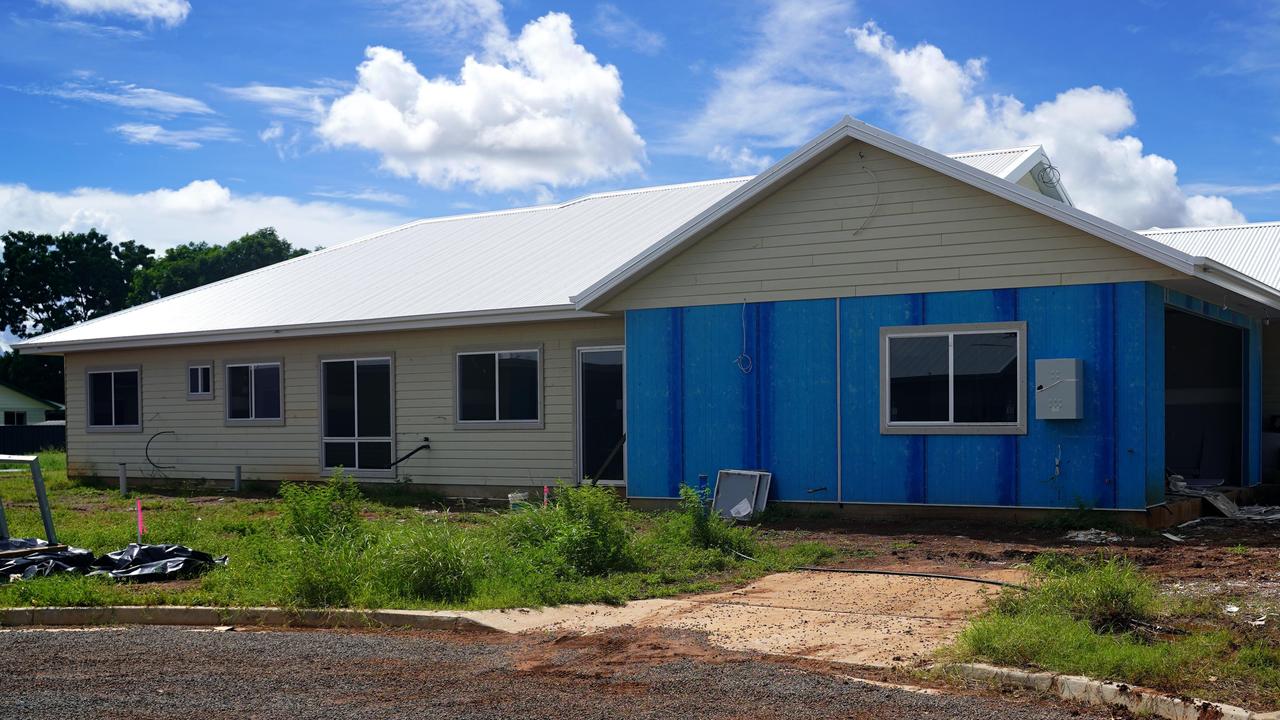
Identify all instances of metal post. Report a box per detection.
[30,460,57,545]
[118,462,128,497]
[233,465,241,493]
[0,496,9,541]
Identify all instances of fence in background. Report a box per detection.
[0,425,65,455]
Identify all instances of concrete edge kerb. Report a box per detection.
[0,606,502,633]
[949,662,1280,720]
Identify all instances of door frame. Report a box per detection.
[575,344,626,487]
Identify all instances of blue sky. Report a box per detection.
[1,0,1278,255]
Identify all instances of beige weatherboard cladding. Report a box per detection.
[63,316,622,487]
[601,141,1181,312]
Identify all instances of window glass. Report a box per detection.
[323,441,356,469]
[201,366,212,394]
[189,366,211,395]
[189,367,201,394]
[4,411,26,426]
[498,351,538,421]
[458,354,496,421]
[89,372,114,426]
[888,336,949,422]
[323,361,356,437]
[113,371,139,426]
[227,365,252,419]
[253,365,281,419]
[357,441,392,470]
[356,360,392,437]
[954,332,1019,423]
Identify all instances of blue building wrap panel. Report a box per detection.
[839,294,925,503]
[1114,282,1164,509]
[758,300,839,501]
[624,281,1262,508]
[681,304,758,490]
[920,290,1018,506]
[1016,284,1117,509]
[624,308,682,498]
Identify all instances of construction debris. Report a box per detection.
[2,541,226,583]
[1064,529,1122,544]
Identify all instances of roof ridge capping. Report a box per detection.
[572,115,1280,311]
[1140,220,1280,234]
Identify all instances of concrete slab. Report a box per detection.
[464,570,1003,667]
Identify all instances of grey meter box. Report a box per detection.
[1035,358,1083,420]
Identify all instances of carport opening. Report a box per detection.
[1165,308,1244,487]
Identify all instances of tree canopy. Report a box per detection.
[0,226,310,403]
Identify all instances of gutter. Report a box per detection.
[14,305,606,354]
[1189,257,1280,313]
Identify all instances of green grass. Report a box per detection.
[0,455,831,611]
[947,553,1280,707]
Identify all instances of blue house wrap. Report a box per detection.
[626,282,1263,510]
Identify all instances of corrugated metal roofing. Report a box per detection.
[1140,222,1280,291]
[15,146,1095,351]
[947,146,1041,178]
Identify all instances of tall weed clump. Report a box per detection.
[279,469,370,607]
[372,521,485,604]
[669,484,757,556]
[500,484,634,577]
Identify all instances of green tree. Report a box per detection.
[0,229,153,338]
[129,227,308,304]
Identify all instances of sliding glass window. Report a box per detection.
[322,357,393,471]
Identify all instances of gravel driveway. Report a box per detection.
[1,625,1122,719]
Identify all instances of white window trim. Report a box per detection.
[85,366,142,433]
[454,346,544,429]
[187,362,214,400]
[320,355,396,477]
[225,360,284,426]
[879,321,1028,436]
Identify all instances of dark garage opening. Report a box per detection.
[1165,308,1244,486]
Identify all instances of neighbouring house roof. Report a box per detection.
[14,116,1278,353]
[1139,222,1280,292]
[0,380,63,410]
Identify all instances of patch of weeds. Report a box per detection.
[890,540,918,551]
[371,521,486,604]
[662,484,757,556]
[499,484,635,577]
[279,468,363,541]
[1227,544,1251,556]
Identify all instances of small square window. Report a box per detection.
[188,364,213,398]
[2,411,27,426]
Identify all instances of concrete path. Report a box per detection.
[463,570,1007,667]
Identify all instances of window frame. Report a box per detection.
[224,359,285,426]
[3,410,27,426]
[84,366,143,433]
[187,361,214,400]
[319,354,396,478]
[879,321,1028,436]
[575,342,627,487]
[453,345,544,430]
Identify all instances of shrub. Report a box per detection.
[672,484,757,556]
[375,522,484,603]
[279,468,363,541]
[500,484,634,577]
[283,536,368,608]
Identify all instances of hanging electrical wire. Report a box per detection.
[847,155,882,238]
[732,301,753,374]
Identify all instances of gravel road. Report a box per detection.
[1,625,1123,719]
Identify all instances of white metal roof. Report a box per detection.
[1140,222,1280,292]
[19,121,1237,353]
[947,146,1042,177]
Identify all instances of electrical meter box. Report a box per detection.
[1035,358,1083,420]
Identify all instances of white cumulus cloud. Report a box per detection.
[847,21,1244,229]
[38,0,190,27]
[318,11,645,193]
[0,181,409,252]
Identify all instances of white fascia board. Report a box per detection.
[575,117,1274,310]
[1190,258,1280,312]
[14,305,604,354]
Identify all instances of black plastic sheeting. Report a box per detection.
[1,540,227,583]
[90,544,227,580]
[0,537,52,552]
